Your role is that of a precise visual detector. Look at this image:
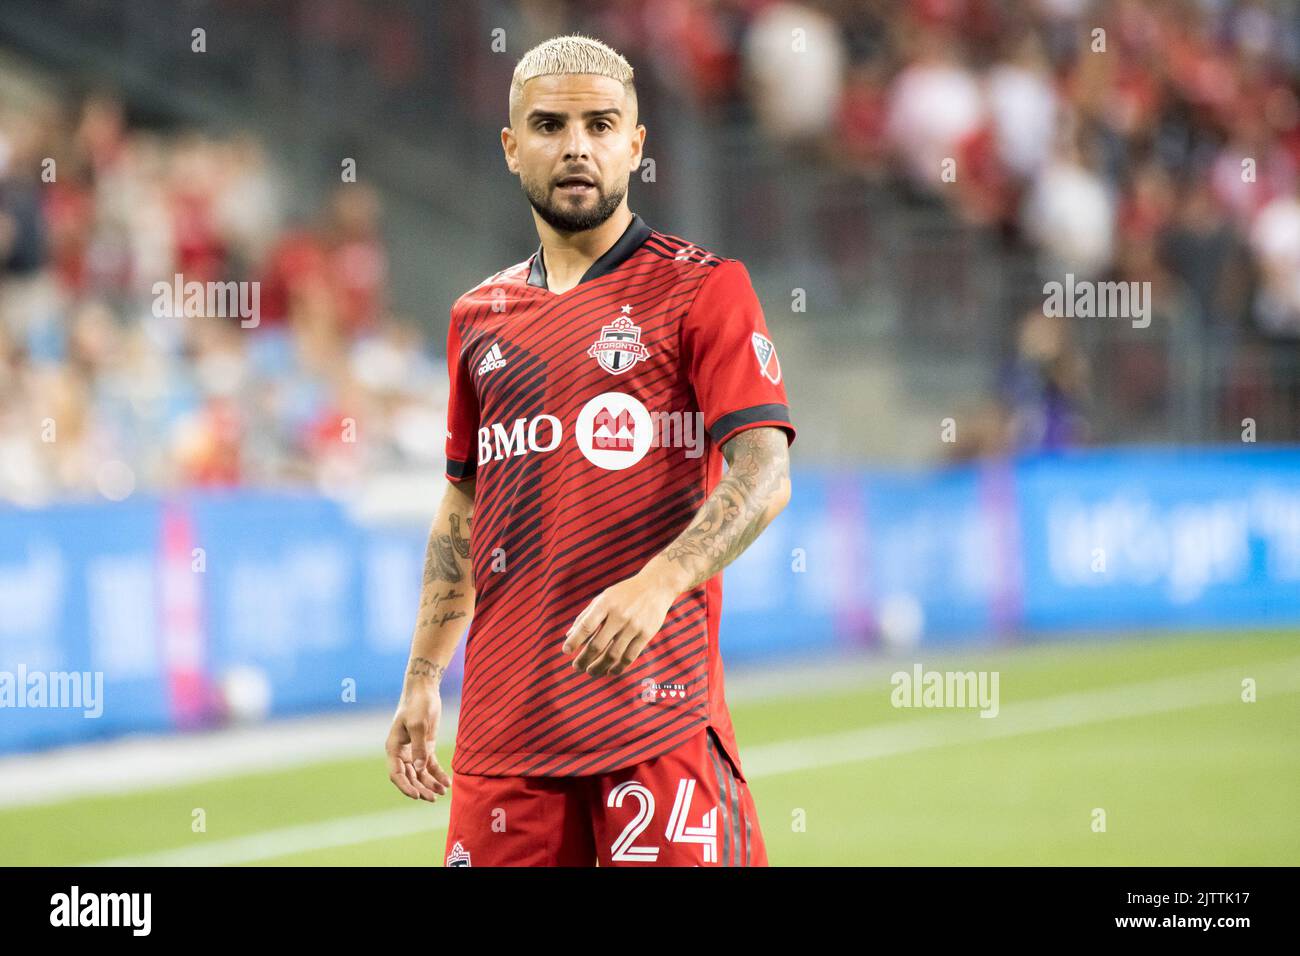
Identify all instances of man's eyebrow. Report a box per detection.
[526,107,623,122]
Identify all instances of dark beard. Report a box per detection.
[522,175,626,234]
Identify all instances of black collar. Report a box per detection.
[526,213,653,290]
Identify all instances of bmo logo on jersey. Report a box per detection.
[575,392,653,470]
[477,392,655,471]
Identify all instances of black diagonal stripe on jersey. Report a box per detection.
[459,449,699,665]
[456,257,689,398]
[456,451,704,756]
[643,231,727,261]
[707,403,793,445]
[531,661,711,776]
[463,351,548,532]
[475,612,710,771]
[452,240,744,776]
[459,596,707,768]
[453,486,703,753]
[454,475,700,731]
[457,561,702,749]
[503,656,709,777]
[544,408,706,520]
[559,709,710,778]
[458,273,689,536]
[640,245,725,271]
[458,284,702,497]
[476,322,564,407]
[483,262,699,376]
[538,698,709,777]
[467,461,545,555]
[465,478,699,708]
[462,613,712,780]
[547,358,702,471]
[457,450,697,701]
[467,596,708,766]
[488,246,670,348]
[532,308,689,415]
[480,272,698,402]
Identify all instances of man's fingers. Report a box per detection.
[415,760,449,796]
[404,762,441,801]
[573,617,623,671]
[586,626,636,676]
[408,723,429,769]
[563,601,606,655]
[608,634,653,676]
[427,758,453,788]
[387,751,421,799]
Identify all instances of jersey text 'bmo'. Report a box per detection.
[443,214,796,778]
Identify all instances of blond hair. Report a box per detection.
[509,35,636,123]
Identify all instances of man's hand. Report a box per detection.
[385,662,453,801]
[561,567,681,677]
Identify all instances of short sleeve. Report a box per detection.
[444,311,479,482]
[680,259,796,449]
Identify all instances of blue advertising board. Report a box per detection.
[3,447,1299,753]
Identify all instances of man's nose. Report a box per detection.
[562,128,591,161]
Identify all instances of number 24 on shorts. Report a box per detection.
[607,778,718,863]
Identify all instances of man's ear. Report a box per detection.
[629,124,646,175]
[501,126,519,175]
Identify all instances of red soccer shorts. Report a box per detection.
[442,726,767,866]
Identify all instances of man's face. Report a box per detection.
[503,74,645,234]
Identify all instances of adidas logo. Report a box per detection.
[477,342,507,375]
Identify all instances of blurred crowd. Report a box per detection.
[496,0,1297,331]
[555,0,1298,451]
[2,0,1299,503]
[0,90,446,504]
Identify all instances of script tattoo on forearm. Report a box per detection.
[423,513,472,584]
[407,656,446,683]
[663,427,789,589]
[417,587,467,630]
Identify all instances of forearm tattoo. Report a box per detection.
[663,427,789,589]
[417,587,467,630]
[407,656,446,683]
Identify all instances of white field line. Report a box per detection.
[84,657,1300,867]
[0,706,458,810]
[0,653,907,810]
[742,656,1300,777]
[91,806,450,867]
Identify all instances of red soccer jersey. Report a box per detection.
[443,213,795,778]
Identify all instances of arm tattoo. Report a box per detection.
[417,587,467,630]
[423,513,472,584]
[451,514,471,558]
[407,656,446,683]
[662,427,789,589]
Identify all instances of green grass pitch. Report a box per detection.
[1,631,1296,866]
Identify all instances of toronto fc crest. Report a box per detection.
[587,307,651,375]
[446,841,472,866]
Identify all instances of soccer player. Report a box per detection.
[385,34,796,866]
